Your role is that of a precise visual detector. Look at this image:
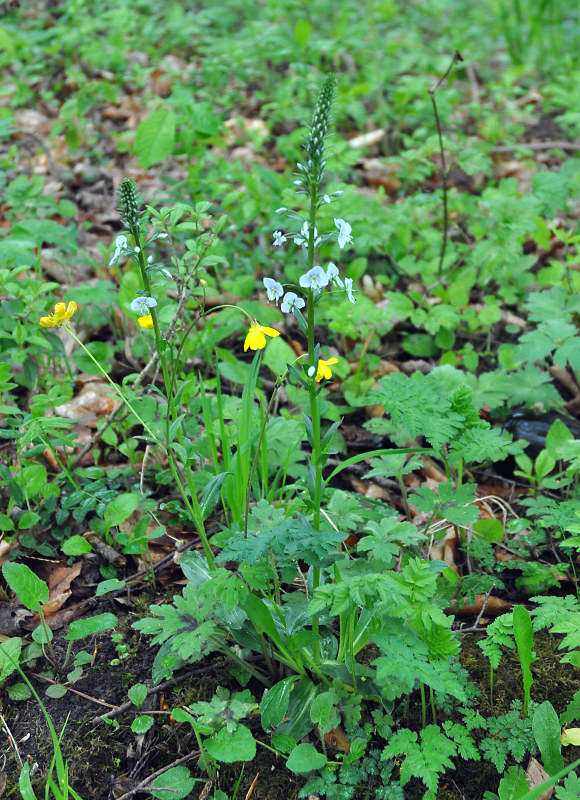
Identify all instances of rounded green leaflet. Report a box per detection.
[286,742,327,774]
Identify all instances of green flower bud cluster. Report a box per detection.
[299,73,336,200]
[117,177,145,233]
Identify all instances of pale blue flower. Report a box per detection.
[280,292,305,313]
[323,195,331,204]
[130,296,157,315]
[335,218,353,249]
[344,277,356,303]
[157,232,169,239]
[293,180,303,187]
[109,234,128,266]
[307,365,316,378]
[299,266,329,290]
[273,230,287,247]
[326,262,343,288]
[275,207,287,214]
[134,246,141,254]
[160,268,172,279]
[294,221,320,249]
[263,277,284,304]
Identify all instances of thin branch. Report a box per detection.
[429,50,463,277]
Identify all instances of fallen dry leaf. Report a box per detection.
[429,527,459,574]
[448,594,512,617]
[525,757,553,800]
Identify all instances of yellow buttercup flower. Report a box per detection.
[315,357,339,382]
[138,315,154,329]
[244,321,280,351]
[39,301,77,328]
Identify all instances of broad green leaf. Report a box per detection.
[286,742,327,774]
[260,676,295,731]
[532,701,564,776]
[150,766,195,799]
[2,563,49,612]
[61,535,92,556]
[96,579,126,596]
[104,493,140,532]
[205,723,256,762]
[294,19,312,48]
[472,518,504,543]
[0,637,21,683]
[7,682,31,701]
[131,715,154,734]
[66,612,118,642]
[128,683,148,709]
[135,106,176,168]
[45,684,67,699]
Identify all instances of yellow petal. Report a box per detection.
[259,325,280,339]
[244,328,266,351]
[138,315,154,329]
[63,301,77,320]
[39,315,56,328]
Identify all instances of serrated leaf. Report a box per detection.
[205,723,256,762]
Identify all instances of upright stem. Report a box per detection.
[132,234,213,567]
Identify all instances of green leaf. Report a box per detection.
[18,511,40,530]
[513,605,534,715]
[2,563,49,612]
[532,701,564,776]
[96,579,126,596]
[7,682,32,701]
[472,519,504,543]
[0,513,14,531]
[104,493,140,532]
[19,761,38,800]
[128,683,148,709]
[66,612,118,642]
[72,341,114,374]
[135,106,176,168]
[0,637,21,683]
[260,676,295,731]
[205,723,256,762]
[61,535,92,556]
[498,765,531,799]
[150,766,195,799]
[45,684,67,699]
[131,715,154,734]
[286,742,327,774]
[546,419,574,459]
[293,19,312,48]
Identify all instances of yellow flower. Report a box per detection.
[244,321,280,351]
[39,301,77,328]
[138,315,154,329]
[315,357,339,382]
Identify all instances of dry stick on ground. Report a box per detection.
[456,583,497,635]
[0,713,23,768]
[91,657,265,726]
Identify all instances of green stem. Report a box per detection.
[133,245,214,567]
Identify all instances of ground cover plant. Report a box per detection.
[4,1,580,798]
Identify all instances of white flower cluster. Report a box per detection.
[263,258,356,313]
